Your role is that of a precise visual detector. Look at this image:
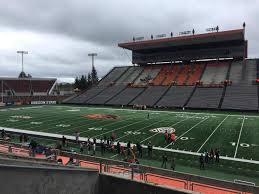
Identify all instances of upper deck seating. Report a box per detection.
[201,61,229,85]
[98,67,128,86]
[229,60,257,85]
[186,64,204,85]
[175,65,190,85]
[115,66,143,85]
[134,67,160,86]
[162,65,180,86]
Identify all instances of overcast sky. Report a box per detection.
[0,0,258,82]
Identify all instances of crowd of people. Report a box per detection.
[1,128,221,172]
[200,148,220,170]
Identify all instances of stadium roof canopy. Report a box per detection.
[119,29,247,64]
[118,29,244,51]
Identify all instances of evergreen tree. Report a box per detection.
[87,73,92,88]
[80,75,87,89]
[91,65,98,84]
[74,76,80,89]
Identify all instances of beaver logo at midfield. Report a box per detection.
[84,114,119,120]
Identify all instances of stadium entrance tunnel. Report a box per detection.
[84,114,119,120]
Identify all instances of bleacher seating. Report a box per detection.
[115,66,143,85]
[156,86,194,107]
[162,65,180,86]
[98,67,129,86]
[229,60,257,85]
[186,64,204,85]
[3,79,31,93]
[31,80,56,93]
[87,86,126,104]
[186,88,223,109]
[67,86,106,104]
[221,60,258,110]
[201,61,229,84]
[129,86,169,106]
[106,87,145,105]
[152,66,168,85]
[0,78,56,96]
[175,65,190,85]
[67,59,259,111]
[222,86,258,110]
[134,67,160,86]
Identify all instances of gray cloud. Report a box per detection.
[0,0,258,82]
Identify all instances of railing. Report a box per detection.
[0,141,258,194]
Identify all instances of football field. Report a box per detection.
[0,105,259,163]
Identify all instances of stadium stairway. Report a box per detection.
[156,86,195,107]
[129,86,169,107]
[185,63,205,85]
[221,85,258,110]
[62,93,80,103]
[98,66,129,86]
[183,86,197,108]
[162,65,180,85]
[186,87,224,109]
[183,63,207,107]
[200,61,229,85]
[115,66,143,85]
[218,61,232,109]
[221,60,258,111]
[67,86,107,104]
[176,65,189,85]
[86,85,126,105]
[152,66,167,85]
[153,85,173,106]
[105,87,146,105]
[127,87,148,105]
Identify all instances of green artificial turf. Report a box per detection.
[0,105,259,184]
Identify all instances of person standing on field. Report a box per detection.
[75,131,80,144]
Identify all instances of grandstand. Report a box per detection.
[67,28,259,111]
[0,77,68,104]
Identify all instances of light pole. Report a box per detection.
[17,51,28,73]
[1,80,3,103]
[88,53,97,69]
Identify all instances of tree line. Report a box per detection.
[74,65,99,90]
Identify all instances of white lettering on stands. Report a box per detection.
[31,101,57,105]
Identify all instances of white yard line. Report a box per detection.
[234,116,245,158]
[116,116,180,141]
[164,117,210,148]
[139,116,195,143]
[54,105,259,118]
[197,115,229,152]
[46,112,143,134]
[91,119,146,138]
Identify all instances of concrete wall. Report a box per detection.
[99,174,197,194]
[0,164,99,194]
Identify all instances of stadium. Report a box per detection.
[0,13,259,194]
